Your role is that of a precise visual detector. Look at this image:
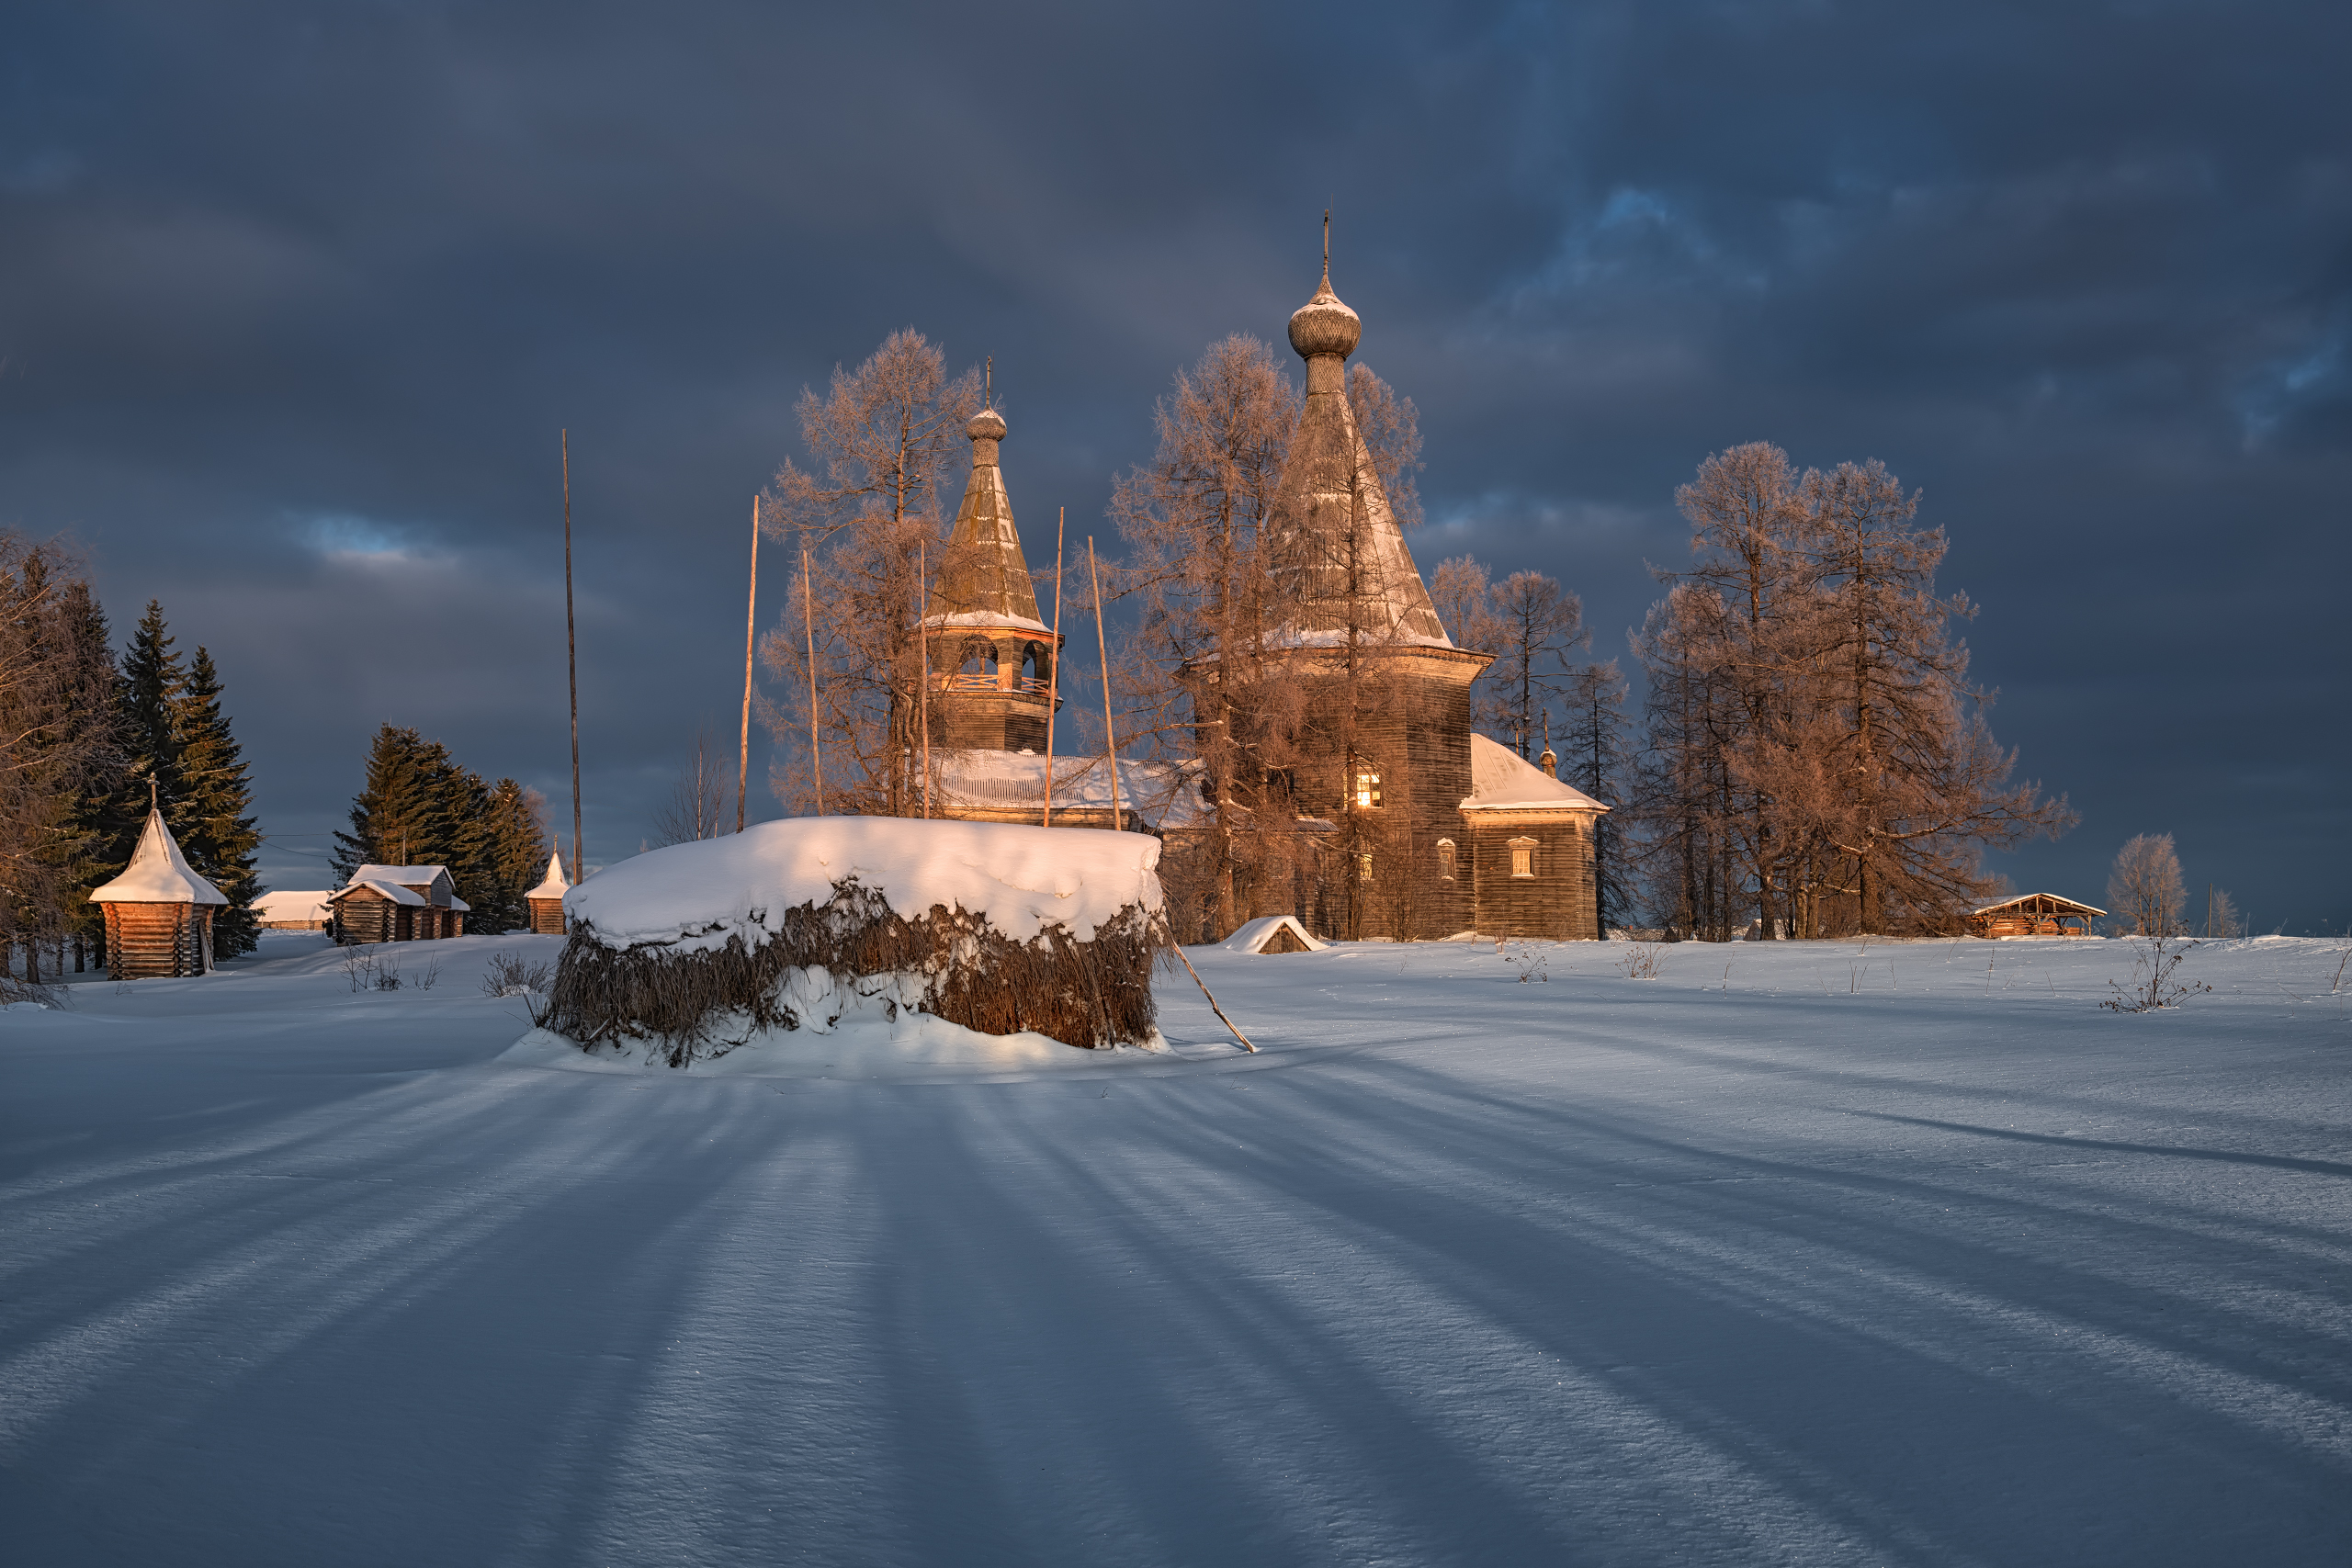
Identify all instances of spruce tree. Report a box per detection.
[174,647,266,957]
[119,600,186,804]
[334,727,512,921]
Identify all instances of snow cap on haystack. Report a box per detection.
[565,817,1160,952]
[90,807,228,905]
[525,852,571,900]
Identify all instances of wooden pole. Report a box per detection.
[1088,536,1122,830]
[803,539,823,815]
[563,430,582,884]
[737,496,759,834]
[918,538,932,820]
[1043,505,1065,827]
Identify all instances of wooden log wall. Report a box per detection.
[528,897,566,935]
[102,902,211,978]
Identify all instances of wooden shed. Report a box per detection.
[327,864,469,944]
[88,807,229,977]
[525,852,571,935]
[1967,893,2105,939]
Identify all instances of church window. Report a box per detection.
[1510,837,1538,879]
[1358,853,1375,884]
[1436,839,1456,880]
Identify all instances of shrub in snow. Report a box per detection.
[543,818,1167,1066]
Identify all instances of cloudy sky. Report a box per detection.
[6,2,2346,930]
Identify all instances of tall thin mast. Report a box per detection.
[918,538,932,819]
[1042,505,1065,827]
[737,495,758,833]
[1089,536,1121,830]
[563,430,582,883]
[804,539,823,815]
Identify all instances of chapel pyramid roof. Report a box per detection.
[1262,241,1453,650]
[89,807,229,905]
[525,852,571,900]
[928,394,1048,636]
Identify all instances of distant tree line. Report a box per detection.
[332,724,551,934]
[0,536,263,983]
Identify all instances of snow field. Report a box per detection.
[2,929,2348,1565]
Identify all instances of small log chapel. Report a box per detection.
[88,805,229,978]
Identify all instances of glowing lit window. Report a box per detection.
[1358,853,1375,884]
[1436,839,1456,879]
[1353,764,1382,809]
[1510,837,1538,879]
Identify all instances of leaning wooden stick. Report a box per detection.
[918,538,932,820]
[1171,942,1256,1053]
[737,495,758,834]
[1088,536,1122,829]
[1043,505,1065,827]
[802,539,823,815]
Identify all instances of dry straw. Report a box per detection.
[544,878,1163,1066]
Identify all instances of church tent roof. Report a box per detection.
[89,808,229,905]
[525,852,571,901]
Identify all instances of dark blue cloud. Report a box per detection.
[2,1,2345,927]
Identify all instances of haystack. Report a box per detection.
[543,818,1167,1066]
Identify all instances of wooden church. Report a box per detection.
[88,805,230,977]
[921,247,1608,942]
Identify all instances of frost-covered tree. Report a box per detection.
[760,330,981,818]
[2108,833,2188,937]
[0,539,123,984]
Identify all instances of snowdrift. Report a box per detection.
[546,818,1167,1065]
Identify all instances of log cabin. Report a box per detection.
[88,807,229,977]
[327,864,469,943]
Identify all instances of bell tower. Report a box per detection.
[924,391,1058,752]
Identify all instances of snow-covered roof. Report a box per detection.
[922,610,1054,637]
[348,864,452,888]
[937,750,1211,829]
[89,808,230,905]
[525,852,570,900]
[328,879,427,908]
[1460,734,1609,813]
[565,816,1163,953]
[254,891,332,920]
[1973,893,2106,917]
[1221,914,1329,954]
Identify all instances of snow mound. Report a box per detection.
[1222,914,1329,953]
[564,816,1163,953]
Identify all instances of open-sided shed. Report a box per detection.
[1968,893,2105,938]
[88,807,229,977]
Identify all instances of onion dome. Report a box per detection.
[1287,262,1362,361]
[967,406,1007,443]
